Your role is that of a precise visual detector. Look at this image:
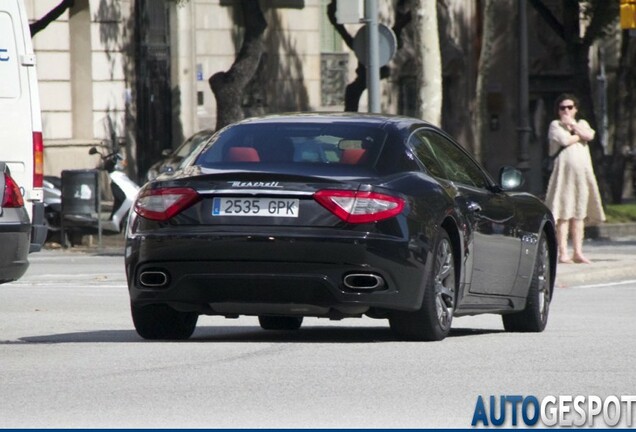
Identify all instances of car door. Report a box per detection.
[409,128,521,296]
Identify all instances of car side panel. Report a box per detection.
[506,192,556,299]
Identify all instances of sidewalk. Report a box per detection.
[554,237,636,288]
[45,229,636,288]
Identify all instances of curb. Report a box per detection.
[585,223,636,240]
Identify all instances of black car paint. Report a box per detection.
[126,113,556,324]
[126,170,436,315]
[0,163,31,284]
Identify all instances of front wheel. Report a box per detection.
[131,304,198,340]
[390,230,456,341]
[502,232,552,332]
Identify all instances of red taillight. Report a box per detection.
[314,189,405,224]
[3,173,25,208]
[33,132,44,188]
[134,187,200,221]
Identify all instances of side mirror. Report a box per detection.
[499,166,524,191]
[88,147,99,155]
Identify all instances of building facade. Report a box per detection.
[26,0,617,197]
[27,0,359,181]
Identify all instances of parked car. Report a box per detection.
[125,113,556,341]
[0,163,31,284]
[145,129,214,182]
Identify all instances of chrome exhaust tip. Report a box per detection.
[343,273,386,291]
[139,270,169,288]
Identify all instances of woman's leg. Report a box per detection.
[556,219,572,263]
[571,219,591,264]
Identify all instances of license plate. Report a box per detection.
[212,197,299,217]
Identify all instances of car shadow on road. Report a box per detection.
[191,325,504,342]
[6,326,503,344]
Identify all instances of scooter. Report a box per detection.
[88,145,140,232]
[42,144,139,245]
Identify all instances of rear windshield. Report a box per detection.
[194,123,387,168]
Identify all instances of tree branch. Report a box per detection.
[527,0,565,41]
[30,0,75,37]
[581,1,619,48]
[392,0,411,49]
[327,0,354,50]
[209,0,267,130]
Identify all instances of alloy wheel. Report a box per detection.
[536,240,550,323]
[434,237,455,330]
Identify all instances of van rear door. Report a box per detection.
[0,0,46,252]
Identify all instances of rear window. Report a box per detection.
[194,123,387,168]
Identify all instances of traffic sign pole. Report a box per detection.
[364,0,380,113]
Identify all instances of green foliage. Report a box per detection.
[604,203,636,223]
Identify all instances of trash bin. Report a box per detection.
[60,169,101,247]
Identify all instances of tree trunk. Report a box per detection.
[610,31,636,203]
[438,0,478,154]
[413,0,442,125]
[209,0,267,131]
[474,0,497,164]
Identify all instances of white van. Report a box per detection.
[0,0,46,251]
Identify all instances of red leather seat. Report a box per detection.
[341,148,367,165]
[227,147,260,162]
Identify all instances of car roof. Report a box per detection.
[229,112,434,130]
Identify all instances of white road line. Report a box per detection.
[573,279,636,289]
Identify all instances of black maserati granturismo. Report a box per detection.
[125,113,556,341]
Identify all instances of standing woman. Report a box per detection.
[545,93,605,264]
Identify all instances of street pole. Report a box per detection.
[597,45,608,155]
[517,0,531,174]
[365,0,380,113]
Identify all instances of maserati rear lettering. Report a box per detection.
[229,181,281,188]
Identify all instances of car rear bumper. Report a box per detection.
[126,232,432,316]
[0,223,30,284]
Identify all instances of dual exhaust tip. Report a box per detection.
[139,270,169,288]
[140,270,386,292]
[343,273,386,291]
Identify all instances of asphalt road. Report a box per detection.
[0,249,635,428]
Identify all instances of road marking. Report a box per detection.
[574,279,636,289]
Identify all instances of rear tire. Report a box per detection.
[502,232,551,332]
[258,316,303,330]
[131,304,198,340]
[389,230,456,341]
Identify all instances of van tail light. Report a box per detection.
[33,132,44,188]
[3,173,25,208]
[314,189,405,224]
[134,187,200,221]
